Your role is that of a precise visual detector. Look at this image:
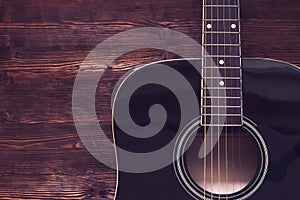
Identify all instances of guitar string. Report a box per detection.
[221,0,226,199]
[225,0,229,198]
[210,0,214,198]
[231,0,235,194]
[236,0,240,191]
[236,0,242,191]
[228,0,234,197]
[217,0,221,199]
[202,0,207,199]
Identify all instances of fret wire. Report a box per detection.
[202,54,241,59]
[203,31,240,34]
[202,114,242,116]
[203,44,240,46]
[203,77,241,79]
[204,19,239,21]
[201,103,242,108]
[202,67,241,69]
[201,96,242,99]
[202,105,243,108]
[204,5,238,8]
[202,105,242,108]
[202,107,242,110]
[202,87,242,90]
[203,55,240,58]
[203,0,239,4]
[201,124,243,127]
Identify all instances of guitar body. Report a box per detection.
[112,58,300,200]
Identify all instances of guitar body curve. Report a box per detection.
[112,58,300,200]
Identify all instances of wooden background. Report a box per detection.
[0,0,299,199]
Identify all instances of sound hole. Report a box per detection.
[184,126,261,197]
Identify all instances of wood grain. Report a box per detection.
[0,0,299,199]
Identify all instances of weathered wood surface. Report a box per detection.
[0,0,299,199]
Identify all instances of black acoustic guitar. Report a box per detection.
[112,0,300,199]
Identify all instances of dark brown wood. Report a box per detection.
[0,0,299,199]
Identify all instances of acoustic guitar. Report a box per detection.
[112,0,300,199]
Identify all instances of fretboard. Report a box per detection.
[201,0,242,126]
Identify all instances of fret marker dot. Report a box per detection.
[219,59,225,65]
[231,24,237,29]
[219,80,225,86]
[207,24,212,29]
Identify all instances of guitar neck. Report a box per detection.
[201,0,243,126]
